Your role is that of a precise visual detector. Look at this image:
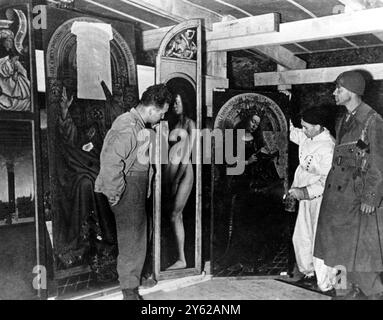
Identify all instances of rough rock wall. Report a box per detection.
[297,47,383,115]
[228,47,383,117]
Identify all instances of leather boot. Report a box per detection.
[122,288,143,300]
[295,274,317,288]
[141,274,157,289]
[367,291,383,300]
[332,285,367,300]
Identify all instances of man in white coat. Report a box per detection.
[289,106,337,294]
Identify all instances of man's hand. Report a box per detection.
[60,86,73,119]
[288,187,306,200]
[260,146,270,154]
[360,203,375,215]
[108,195,120,207]
[247,153,258,164]
[280,90,292,100]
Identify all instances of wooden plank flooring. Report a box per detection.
[143,278,330,300]
[95,277,331,300]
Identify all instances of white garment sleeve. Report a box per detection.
[306,144,334,198]
[290,121,306,145]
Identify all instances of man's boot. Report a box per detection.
[332,284,367,300]
[122,288,143,300]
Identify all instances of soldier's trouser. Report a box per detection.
[111,173,148,290]
[348,272,383,296]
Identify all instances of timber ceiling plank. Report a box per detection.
[374,33,383,42]
[282,43,310,54]
[224,0,312,21]
[186,0,250,18]
[345,33,383,46]
[188,0,311,21]
[297,37,353,51]
[292,0,344,16]
[207,8,383,52]
[76,0,179,29]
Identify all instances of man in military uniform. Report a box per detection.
[95,84,172,300]
[314,70,383,300]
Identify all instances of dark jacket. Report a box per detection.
[314,102,383,272]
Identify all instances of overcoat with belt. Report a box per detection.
[314,102,383,272]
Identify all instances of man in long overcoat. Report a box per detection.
[314,70,383,300]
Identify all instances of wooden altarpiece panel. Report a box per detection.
[0,0,46,299]
[211,90,293,278]
[154,19,202,280]
[42,7,138,282]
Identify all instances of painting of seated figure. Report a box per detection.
[212,91,291,277]
[0,7,31,112]
[44,13,139,284]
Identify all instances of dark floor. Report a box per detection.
[214,242,290,277]
[53,274,119,299]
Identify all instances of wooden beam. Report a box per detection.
[338,1,383,43]
[285,0,316,17]
[285,1,359,52]
[212,14,306,69]
[212,0,253,17]
[337,0,366,12]
[126,0,222,29]
[142,15,305,70]
[374,32,383,42]
[210,13,280,40]
[254,45,306,70]
[253,63,383,86]
[81,0,161,29]
[207,7,383,52]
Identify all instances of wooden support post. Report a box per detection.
[205,52,229,118]
[204,75,229,117]
[206,51,227,78]
[277,65,292,91]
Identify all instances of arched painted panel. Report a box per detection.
[154,19,203,281]
[214,92,288,180]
